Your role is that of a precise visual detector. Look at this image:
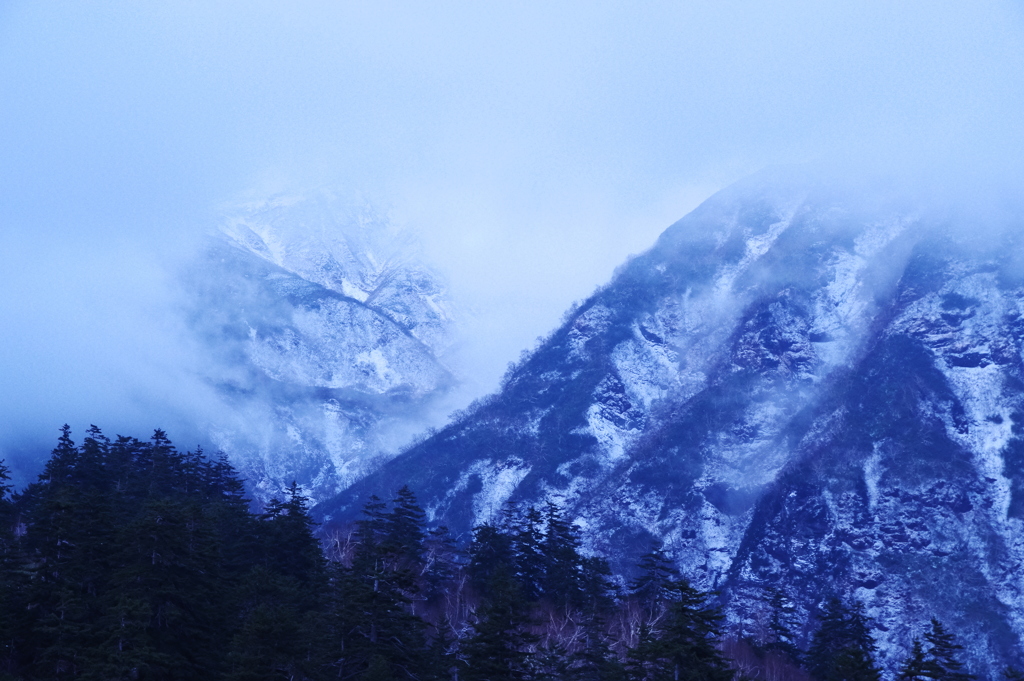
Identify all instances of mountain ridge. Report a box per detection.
[183,193,460,505]
[317,171,1024,674]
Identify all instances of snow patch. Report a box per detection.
[445,458,533,527]
[864,446,882,512]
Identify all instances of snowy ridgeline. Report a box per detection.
[322,172,1024,676]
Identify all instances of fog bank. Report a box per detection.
[2,1,1023,482]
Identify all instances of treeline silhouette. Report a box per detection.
[0,427,992,680]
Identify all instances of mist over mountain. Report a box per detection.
[2,3,1024,677]
[182,193,461,504]
[319,169,1024,675]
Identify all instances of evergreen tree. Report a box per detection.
[260,482,326,592]
[0,459,26,678]
[386,486,427,569]
[626,622,660,681]
[325,494,431,681]
[541,502,587,608]
[922,619,974,681]
[421,524,461,605]
[629,545,679,615]
[468,522,516,593]
[578,555,618,618]
[226,565,326,681]
[20,425,106,679]
[514,506,546,601]
[898,639,934,681]
[806,598,881,681]
[763,586,801,664]
[101,496,224,679]
[567,612,627,681]
[462,565,539,681]
[20,426,1000,681]
[228,483,329,680]
[13,427,275,680]
[626,578,731,681]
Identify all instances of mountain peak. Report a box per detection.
[319,174,1024,675]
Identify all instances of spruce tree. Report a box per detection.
[0,459,25,678]
[579,555,618,617]
[626,622,660,681]
[102,496,224,680]
[629,545,679,614]
[229,483,330,680]
[567,615,627,681]
[20,425,102,679]
[635,580,731,681]
[326,494,430,681]
[386,486,427,569]
[260,482,326,592]
[897,639,932,681]
[468,522,516,592]
[806,598,881,681]
[922,619,974,681]
[514,506,546,601]
[764,586,801,664]
[226,565,325,681]
[462,565,539,681]
[421,524,461,606]
[381,486,428,602]
[15,427,282,679]
[541,501,587,608]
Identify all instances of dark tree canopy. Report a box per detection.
[0,427,977,680]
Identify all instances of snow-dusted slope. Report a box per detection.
[322,172,1024,674]
[185,194,458,505]
[221,194,455,355]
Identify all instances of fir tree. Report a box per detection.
[541,502,587,608]
[806,598,881,681]
[326,495,430,681]
[20,425,107,679]
[468,522,516,592]
[514,505,546,601]
[386,485,427,569]
[629,545,679,613]
[922,619,974,681]
[0,459,22,677]
[421,524,462,605]
[578,555,618,617]
[462,565,539,681]
[567,612,627,681]
[260,482,326,593]
[897,638,936,681]
[764,586,802,664]
[628,579,731,681]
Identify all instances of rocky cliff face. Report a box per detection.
[185,193,458,505]
[321,172,1024,674]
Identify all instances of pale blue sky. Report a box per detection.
[2,1,1023,469]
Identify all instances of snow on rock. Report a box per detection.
[185,191,458,506]
[325,172,1024,676]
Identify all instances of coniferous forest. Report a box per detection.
[0,428,991,680]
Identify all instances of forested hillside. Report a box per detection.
[0,428,986,680]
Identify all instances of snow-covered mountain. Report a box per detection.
[320,171,1024,674]
[184,193,459,505]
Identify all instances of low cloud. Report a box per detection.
[1,0,1022,482]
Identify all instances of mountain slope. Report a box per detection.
[320,172,1024,674]
[184,194,459,504]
